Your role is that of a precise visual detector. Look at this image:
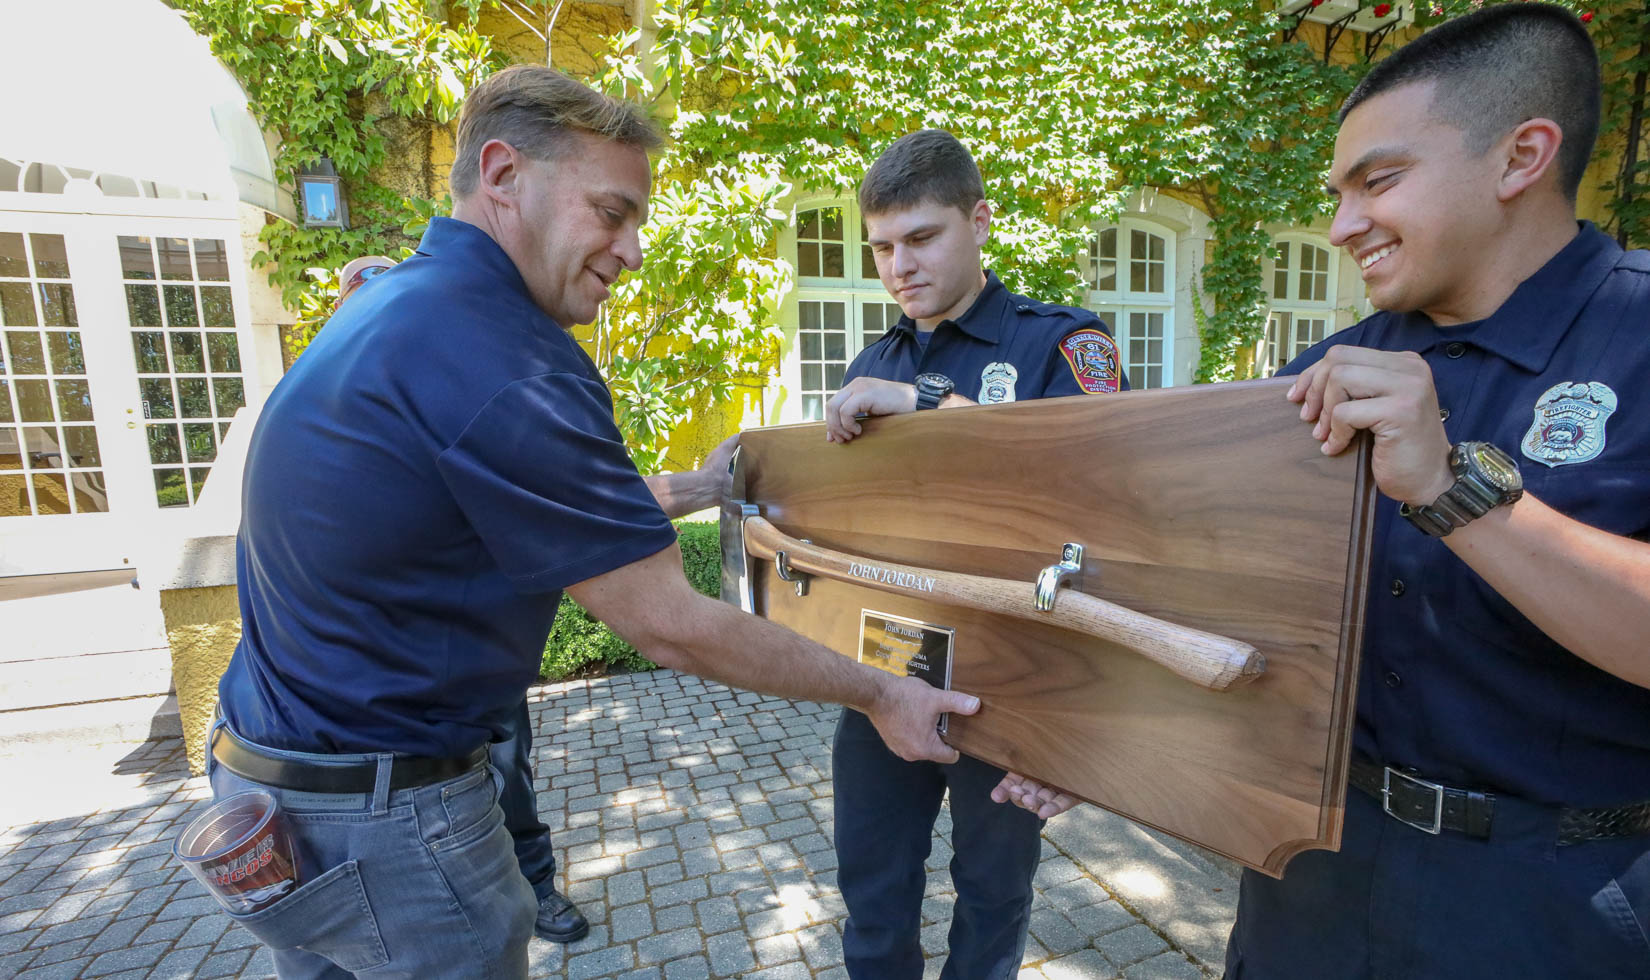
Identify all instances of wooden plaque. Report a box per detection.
[729,378,1375,877]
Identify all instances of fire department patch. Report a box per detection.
[1059,328,1120,394]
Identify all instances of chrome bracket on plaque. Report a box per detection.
[774,541,813,597]
[1034,543,1085,612]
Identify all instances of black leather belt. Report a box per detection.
[1350,757,1650,846]
[211,726,487,795]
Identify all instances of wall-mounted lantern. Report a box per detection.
[296,158,348,229]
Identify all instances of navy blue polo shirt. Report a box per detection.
[1283,223,1650,807]
[844,270,1130,399]
[219,217,677,757]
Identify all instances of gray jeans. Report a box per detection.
[206,729,536,978]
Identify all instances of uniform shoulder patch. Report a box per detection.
[1058,328,1120,394]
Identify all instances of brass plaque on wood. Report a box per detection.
[723,378,1375,877]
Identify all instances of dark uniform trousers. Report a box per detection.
[1227,788,1650,978]
[491,698,559,902]
[835,708,1046,980]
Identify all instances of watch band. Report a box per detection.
[1401,442,1522,538]
[914,373,953,411]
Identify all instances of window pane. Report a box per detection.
[801,364,822,390]
[133,332,167,372]
[799,243,819,278]
[189,466,211,501]
[125,284,161,326]
[0,382,10,422]
[23,426,60,468]
[824,331,845,361]
[0,426,18,468]
[158,238,192,280]
[15,379,52,422]
[164,285,198,327]
[1273,243,1290,299]
[30,234,70,278]
[213,378,245,415]
[823,304,844,331]
[801,394,822,420]
[1,283,37,326]
[7,331,45,373]
[62,425,100,467]
[206,332,241,373]
[0,233,26,276]
[1146,366,1164,388]
[199,286,235,327]
[799,303,819,331]
[170,331,205,372]
[147,423,182,464]
[1149,235,1164,262]
[47,334,85,380]
[800,332,821,360]
[799,209,818,240]
[71,471,108,513]
[183,422,217,463]
[140,378,175,419]
[820,207,843,241]
[1100,228,1117,259]
[821,243,844,278]
[119,236,155,279]
[825,364,845,390]
[55,379,92,422]
[1130,258,1147,294]
[178,378,211,418]
[193,239,229,281]
[33,472,70,514]
[1149,338,1164,363]
[154,467,187,507]
[1148,264,1164,294]
[0,473,26,515]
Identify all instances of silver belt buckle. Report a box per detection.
[1383,766,1444,834]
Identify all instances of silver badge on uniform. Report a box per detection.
[979,362,1018,404]
[1521,381,1617,467]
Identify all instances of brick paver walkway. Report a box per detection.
[0,670,1226,979]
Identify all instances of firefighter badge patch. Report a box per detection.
[1059,329,1120,394]
[979,362,1018,404]
[1522,381,1617,467]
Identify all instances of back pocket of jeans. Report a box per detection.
[227,859,388,972]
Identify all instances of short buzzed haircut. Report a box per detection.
[858,130,986,218]
[450,66,663,196]
[1340,3,1599,200]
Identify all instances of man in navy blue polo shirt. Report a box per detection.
[1220,7,1650,976]
[211,68,979,978]
[821,129,1127,979]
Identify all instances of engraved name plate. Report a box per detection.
[858,610,955,733]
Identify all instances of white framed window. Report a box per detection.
[1081,220,1175,389]
[785,200,902,420]
[1261,236,1338,377]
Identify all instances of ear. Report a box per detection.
[1497,117,1564,203]
[971,199,992,247]
[475,138,524,209]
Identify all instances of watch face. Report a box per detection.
[1468,443,1523,492]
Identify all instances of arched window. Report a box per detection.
[784,199,903,420]
[1081,220,1175,389]
[1261,236,1338,377]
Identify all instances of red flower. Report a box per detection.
[1581,10,1594,22]
[1373,2,1392,16]
[1310,0,1324,6]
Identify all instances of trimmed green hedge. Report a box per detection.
[540,521,721,681]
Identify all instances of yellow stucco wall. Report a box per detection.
[160,585,242,775]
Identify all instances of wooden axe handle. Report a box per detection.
[743,516,1265,692]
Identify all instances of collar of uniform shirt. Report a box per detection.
[412,215,533,299]
[890,268,1011,345]
[1383,221,1620,375]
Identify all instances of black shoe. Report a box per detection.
[533,888,590,943]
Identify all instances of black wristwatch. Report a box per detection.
[1399,441,1524,537]
[914,372,954,411]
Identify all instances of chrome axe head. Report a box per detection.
[719,444,759,613]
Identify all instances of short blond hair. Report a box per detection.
[450,66,663,196]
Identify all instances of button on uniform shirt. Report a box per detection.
[1282,224,1650,807]
[844,269,1130,401]
[219,217,677,758]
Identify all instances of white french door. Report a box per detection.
[0,209,257,576]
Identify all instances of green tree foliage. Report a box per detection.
[599,0,1360,382]
[540,521,722,680]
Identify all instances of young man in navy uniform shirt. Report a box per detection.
[211,68,980,978]
[1005,7,1650,976]
[821,129,1126,979]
